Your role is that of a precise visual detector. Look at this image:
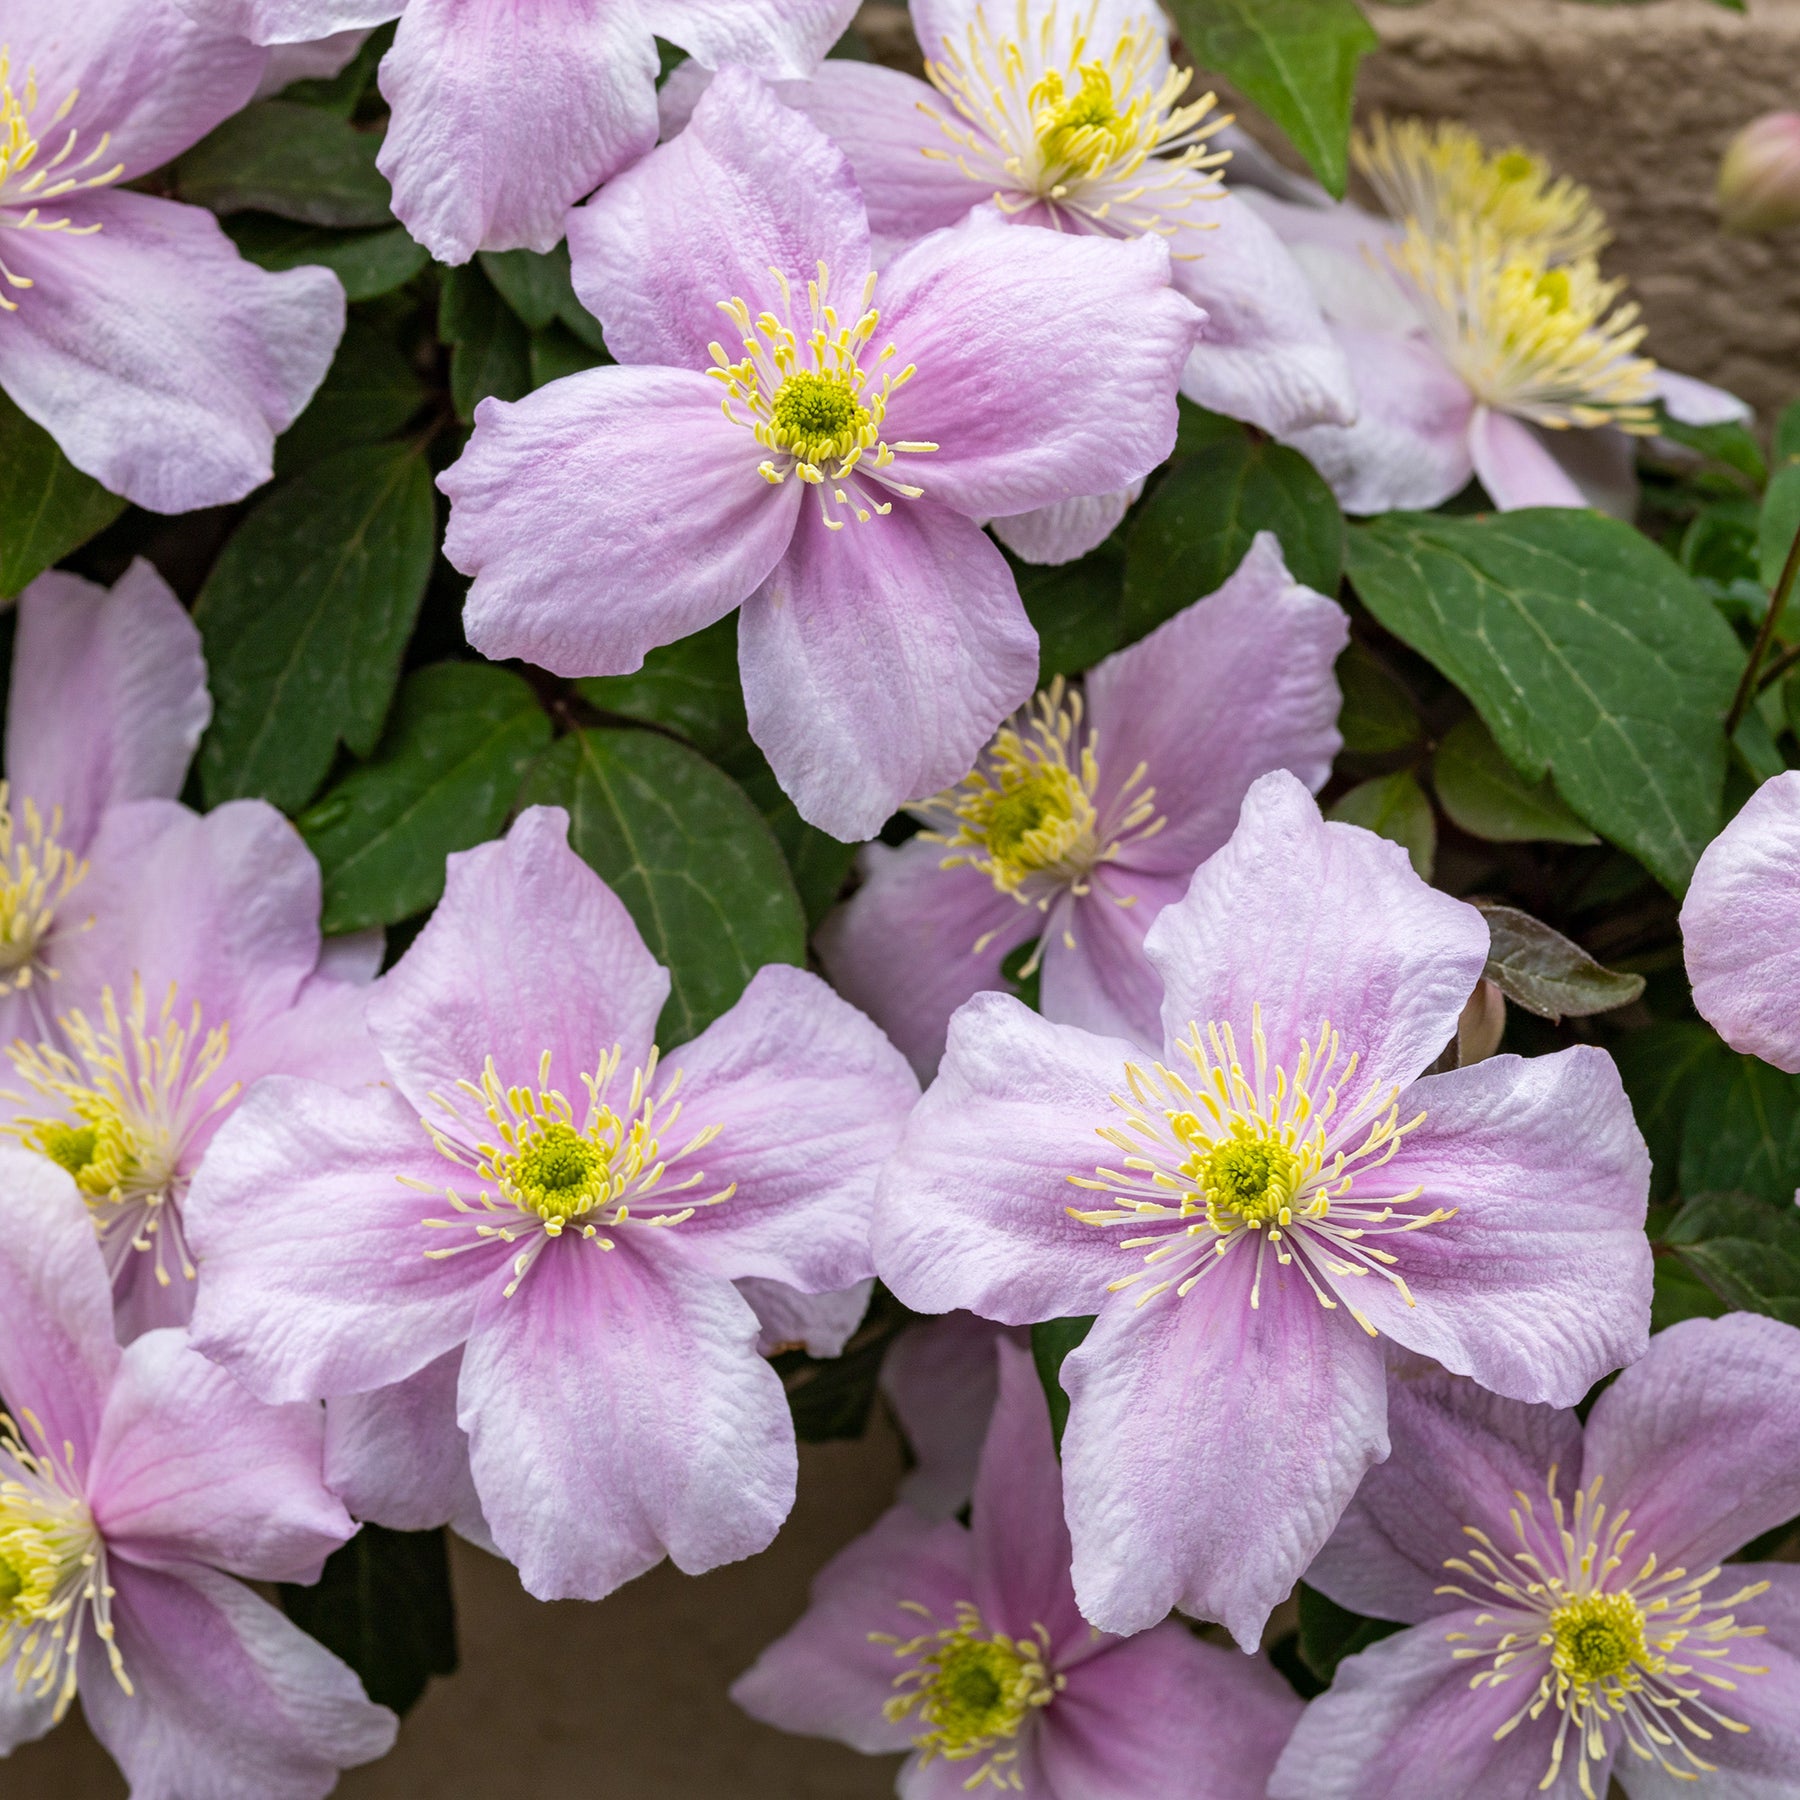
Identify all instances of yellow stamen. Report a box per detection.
[0,784,86,998]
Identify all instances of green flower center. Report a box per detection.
[1188,1125,1304,1231]
[35,1121,99,1180]
[507,1122,608,1223]
[1550,1591,1650,1687]
[768,371,872,467]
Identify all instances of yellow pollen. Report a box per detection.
[0,785,86,996]
[3,977,235,1288]
[708,260,933,531]
[417,1047,734,1297]
[875,1600,1062,1789]
[924,1,1230,240]
[1192,1127,1303,1232]
[1354,115,1609,262]
[1550,1590,1650,1688]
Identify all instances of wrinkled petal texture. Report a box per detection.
[0,191,342,513]
[739,1276,872,1358]
[988,486,1139,567]
[167,0,402,45]
[648,0,855,77]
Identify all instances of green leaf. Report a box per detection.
[1652,403,1766,488]
[1665,1192,1800,1325]
[1335,643,1421,756]
[478,243,607,349]
[0,391,125,601]
[1473,902,1643,1022]
[1680,1053,1800,1209]
[274,22,395,114]
[999,936,1043,1013]
[1296,1583,1403,1684]
[1610,1022,1730,1204]
[1163,0,1379,197]
[520,728,806,1043]
[1777,401,1800,468]
[1327,770,1435,879]
[773,1287,913,1443]
[1345,510,1743,893]
[728,758,860,931]
[280,1526,457,1716]
[224,215,427,303]
[1433,715,1599,845]
[298,662,551,933]
[1124,433,1343,639]
[175,101,392,227]
[196,442,437,813]
[1759,460,1800,591]
[275,318,430,478]
[440,263,532,422]
[1030,1315,1096,1455]
[530,322,610,388]
[1017,541,1126,683]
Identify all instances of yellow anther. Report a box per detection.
[0,784,86,995]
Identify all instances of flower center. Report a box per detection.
[415,1047,734,1297]
[709,261,935,532]
[1067,1005,1446,1320]
[1439,1470,1773,1798]
[875,1600,1062,1786]
[0,1414,128,1719]
[3,978,234,1289]
[0,786,87,999]
[923,0,1228,235]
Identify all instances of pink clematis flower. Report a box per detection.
[1681,769,1800,1072]
[1272,1315,1800,1800]
[661,0,1356,565]
[0,1150,395,1796]
[169,0,858,263]
[817,534,1346,1075]
[733,1335,1303,1798]
[184,806,922,1601]
[439,70,1202,842]
[871,770,1653,1645]
[0,0,344,512]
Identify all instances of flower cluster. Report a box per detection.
[3,1,1799,1798]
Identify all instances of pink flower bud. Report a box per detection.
[1718,110,1800,233]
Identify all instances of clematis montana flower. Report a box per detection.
[440,70,1202,842]
[184,806,921,1601]
[1681,769,1800,1072]
[1272,1315,1800,1800]
[872,770,1653,1644]
[0,560,210,1049]
[817,534,1346,1075]
[0,0,344,511]
[1237,118,1747,514]
[0,1150,395,1796]
[733,1335,1302,1799]
[170,0,858,263]
[1,795,386,1341]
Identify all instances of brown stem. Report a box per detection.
[1726,516,1800,738]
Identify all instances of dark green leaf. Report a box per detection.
[1327,770,1435,879]
[1665,1192,1800,1325]
[275,22,395,114]
[280,1526,457,1716]
[196,442,437,813]
[1733,705,1786,783]
[1124,433,1343,639]
[520,728,806,1044]
[1030,1315,1095,1455]
[1652,1254,1727,1332]
[176,101,392,227]
[225,215,428,303]
[1680,1053,1800,1209]
[1345,510,1743,893]
[773,1287,913,1443]
[1610,1022,1730,1204]
[1777,401,1800,469]
[1335,643,1421,756]
[728,757,860,931]
[440,263,532,422]
[0,391,125,600]
[576,616,745,763]
[999,937,1043,1012]
[298,662,551,933]
[529,322,609,388]
[1652,404,1766,487]
[275,318,430,478]
[479,243,606,348]
[1433,716,1599,845]
[1759,461,1800,592]
[1473,902,1643,1022]
[1296,1583,1404,1683]
[1163,0,1379,197]
[1017,541,1126,682]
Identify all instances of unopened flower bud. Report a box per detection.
[1718,111,1800,233]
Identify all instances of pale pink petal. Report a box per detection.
[366,805,668,1113]
[1656,367,1752,426]
[1087,533,1348,877]
[1344,1049,1650,1406]
[912,0,1161,55]
[568,65,871,370]
[255,28,373,93]
[170,0,401,45]
[739,499,1037,842]
[989,487,1139,566]
[314,929,384,986]
[730,1503,975,1754]
[217,974,385,1105]
[652,964,919,1293]
[459,1236,794,1600]
[880,1312,1013,1519]
[80,1562,396,1800]
[1468,406,1588,509]
[1541,421,1640,519]
[878,217,1202,519]
[0,1657,57,1754]
[444,365,798,678]
[0,1149,117,1473]
[1682,770,1800,1071]
[0,192,343,513]
[88,1328,353,1584]
[1038,865,1187,1050]
[1307,1369,1581,1626]
[646,0,855,77]
[739,1276,873,1357]
[8,561,209,853]
[1580,1313,1800,1573]
[376,0,659,263]
[814,837,1036,1082]
[1143,770,1488,1089]
[871,994,1132,1325]
[186,1078,496,1403]
[1235,191,1410,317]
[1061,1254,1389,1644]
